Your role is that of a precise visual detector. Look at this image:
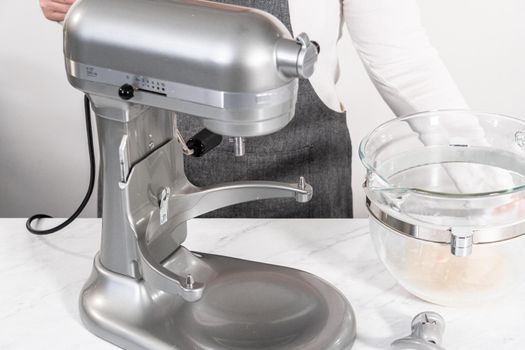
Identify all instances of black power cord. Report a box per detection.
[26,95,96,235]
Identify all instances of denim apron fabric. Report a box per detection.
[178,0,353,218]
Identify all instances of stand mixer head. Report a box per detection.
[63,0,356,349]
[65,0,318,136]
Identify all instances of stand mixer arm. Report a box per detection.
[164,177,313,223]
[137,176,313,302]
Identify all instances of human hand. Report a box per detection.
[39,0,76,22]
[408,111,525,218]
[407,111,517,194]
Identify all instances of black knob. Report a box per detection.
[118,84,135,100]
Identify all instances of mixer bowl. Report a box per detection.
[360,110,525,306]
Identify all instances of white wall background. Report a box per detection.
[1,0,525,218]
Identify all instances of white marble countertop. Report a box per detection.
[1,218,524,349]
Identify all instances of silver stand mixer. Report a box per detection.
[63,0,356,348]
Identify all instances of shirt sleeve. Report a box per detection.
[342,0,469,117]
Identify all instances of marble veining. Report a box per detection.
[1,218,524,349]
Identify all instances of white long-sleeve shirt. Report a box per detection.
[288,0,469,115]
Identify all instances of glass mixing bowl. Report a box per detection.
[360,110,525,306]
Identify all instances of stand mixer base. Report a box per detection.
[80,252,356,350]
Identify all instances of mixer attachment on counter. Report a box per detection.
[391,312,446,350]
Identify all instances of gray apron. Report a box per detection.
[178,0,353,218]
